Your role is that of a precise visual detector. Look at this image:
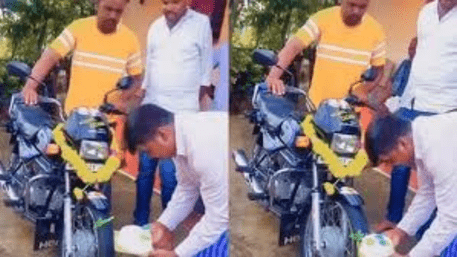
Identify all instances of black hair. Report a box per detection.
[124,104,174,153]
[365,114,412,165]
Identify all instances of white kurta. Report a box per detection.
[142,9,212,113]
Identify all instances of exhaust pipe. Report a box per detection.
[232,150,267,200]
[232,150,250,173]
[0,160,20,203]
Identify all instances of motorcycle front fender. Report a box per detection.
[337,186,364,207]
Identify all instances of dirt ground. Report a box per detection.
[0,130,187,257]
[229,114,415,257]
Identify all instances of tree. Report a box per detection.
[0,0,95,94]
[230,0,336,112]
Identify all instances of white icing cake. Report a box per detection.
[115,225,153,256]
[358,233,395,257]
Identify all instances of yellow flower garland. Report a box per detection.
[301,115,368,178]
[53,124,120,184]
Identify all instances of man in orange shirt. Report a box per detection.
[22,0,142,113]
[267,0,390,110]
[20,0,143,210]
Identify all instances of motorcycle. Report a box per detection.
[0,61,132,257]
[232,49,376,257]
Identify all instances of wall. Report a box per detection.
[367,0,425,63]
[121,0,164,58]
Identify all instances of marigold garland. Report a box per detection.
[53,123,120,184]
[301,115,368,178]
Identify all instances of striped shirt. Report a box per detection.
[49,16,143,114]
[294,6,386,106]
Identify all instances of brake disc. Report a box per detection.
[320,226,346,257]
[73,229,97,257]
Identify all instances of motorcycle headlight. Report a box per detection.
[80,140,109,160]
[330,133,360,154]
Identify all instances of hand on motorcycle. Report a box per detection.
[21,80,39,105]
[151,222,174,251]
[266,75,285,96]
[384,227,411,256]
[149,249,178,257]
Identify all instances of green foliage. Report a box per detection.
[231,0,336,97]
[0,0,95,93]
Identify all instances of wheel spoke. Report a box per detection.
[302,200,359,257]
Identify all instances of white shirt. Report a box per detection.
[409,2,457,113]
[397,112,457,257]
[142,9,212,113]
[157,112,229,257]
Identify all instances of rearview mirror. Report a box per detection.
[252,49,278,66]
[116,76,133,90]
[361,68,377,82]
[6,61,31,81]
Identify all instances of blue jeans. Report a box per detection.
[194,231,229,257]
[133,152,177,226]
[387,107,436,240]
[441,234,457,256]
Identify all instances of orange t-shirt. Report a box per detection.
[49,16,143,114]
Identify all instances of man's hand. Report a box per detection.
[266,75,285,96]
[21,80,39,105]
[20,48,62,105]
[199,85,214,111]
[151,222,174,251]
[374,219,397,233]
[266,37,306,96]
[149,249,178,257]
[384,227,410,249]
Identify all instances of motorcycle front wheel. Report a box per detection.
[60,203,114,257]
[300,199,369,257]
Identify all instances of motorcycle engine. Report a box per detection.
[272,172,311,206]
[29,178,64,213]
[265,147,312,208]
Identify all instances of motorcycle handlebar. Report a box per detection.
[9,93,65,121]
[99,103,127,116]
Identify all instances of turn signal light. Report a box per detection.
[295,136,311,148]
[46,143,61,155]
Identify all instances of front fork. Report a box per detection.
[63,170,73,257]
[311,159,322,255]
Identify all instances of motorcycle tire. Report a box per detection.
[60,203,114,257]
[299,199,369,257]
